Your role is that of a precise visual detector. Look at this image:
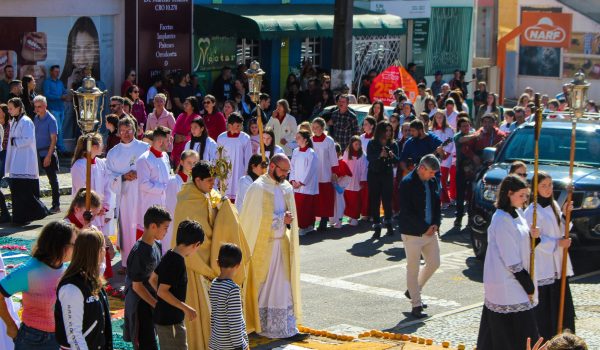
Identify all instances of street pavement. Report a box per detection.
[2,177,600,349]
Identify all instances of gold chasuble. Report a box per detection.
[240,174,302,335]
[172,182,250,350]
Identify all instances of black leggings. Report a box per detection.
[368,171,393,225]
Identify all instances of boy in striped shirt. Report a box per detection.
[209,243,248,350]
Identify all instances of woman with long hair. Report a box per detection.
[21,75,36,117]
[389,113,401,141]
[263,127,284,159]
[171,96,201,168]
[184,117,217,162]
[525,171,575,340]
[222,99,238,120]
[247,118,260,154]
[517,92,530,108]
[290,130,319,235]
[477,175,540,349]
[4,97,48,224]
[201,94,226,140]
[343,136,368,226]
[368,100,386,123]
[235,154,267,213]
[0,221,76,348]
[266,99,297,156]
[431,110,456,208]
[367,121,399,238]
[55,229,113,350]
[360,116,377,153]
[60,17,101,90]
[476,92,503,129]
[424,97,438,120]
[0,104,10,222]
[125,85,147,131]
[449,90,468,114]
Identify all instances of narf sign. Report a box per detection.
[521,12,572,48]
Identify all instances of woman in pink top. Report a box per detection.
[146,93,176,152]
[0,221,76,349]
[171,96,201,167]
[125,85,148,130]
[201,94,226,140]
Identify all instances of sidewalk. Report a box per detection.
[1,157,73,200]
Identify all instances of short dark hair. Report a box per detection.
[118,116,137,132]
[32,221,75,267]
[259,93,270,102]
[417,82,426,89]
[106,114,119,128]
[3,65,12,73]
[504,109,515,118]
[509,160,527,174]
[312,117,326,129]
[50,65,60,71]
[153,125,171,139]
[227,112,244,125]
[123,97,133,108]
[457,117,471,129]
[218,243,242,268]
[409,119,424,131]
[143,205,172,228]
[495,175,528,212]
[110,96,124,104]
[192,160,213,181]
[176,220,205,246]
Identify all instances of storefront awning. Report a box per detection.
[193,4,405,40]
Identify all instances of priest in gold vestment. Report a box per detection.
[241,154,306,340]
[172,160,250,350]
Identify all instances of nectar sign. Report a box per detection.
[521,12,572,48]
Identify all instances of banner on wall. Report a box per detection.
[137,0,192,91]
[193,36,237,72]
[520,12,572,48]
[369,65,418,106]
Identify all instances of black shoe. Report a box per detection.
[284,332,310,341]
[453,217,462,229]
[317,218,328,231]
[404,290,427,309]
[385,223,394,236]
[49,206,61,214]
[411,306,428,319]
[371,226,382,239]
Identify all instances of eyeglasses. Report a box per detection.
[516,172,527,178]
[274,163,290,173]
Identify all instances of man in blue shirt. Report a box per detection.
[400,119,443,173]
[33,96,61,213]
[42,65,67,153]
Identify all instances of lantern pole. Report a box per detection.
[245,61,267,165]
[557,71,589,334]
[529,92,543,300]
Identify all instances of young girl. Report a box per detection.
[163,149,199,254]
[263,127,284,159]
[389,114,401,141]
[56,229,112,350]
[290,130,319,235]
[525,172,575,340]
[105,114,121,153]
[343,136,367,226]
[500,110,515,134]
[185,117,218,162]
[331,143,352,229]
[477,175,540,349]
[71,133,116,237]
[360,116,376,154]
[235,154,266,213]
[431,110,456,209]
[311,117,339,231]
[248,118,261,155]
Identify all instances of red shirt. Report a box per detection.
[202,111,227,140]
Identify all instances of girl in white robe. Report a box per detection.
[163,149,199,255]
[343,136,368,225]
[477,175,540,349]
[184,118,217,163]
[217,113,253,202]
[311,118,338,231]
[290,131,319,235]
[235,154,267,213]
[525,171,575,339]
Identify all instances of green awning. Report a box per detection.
[194,4,405,40]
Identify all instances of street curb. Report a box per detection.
[2,186,72,201]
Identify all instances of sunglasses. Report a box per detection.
[203,101,212,105]
[516,172,527,178]
[110,104,119,108]
[132,90,140,93]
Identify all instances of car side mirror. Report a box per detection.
[482,147,496,164]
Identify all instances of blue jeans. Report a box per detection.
[13,323,58,350]
[50,109,65,152]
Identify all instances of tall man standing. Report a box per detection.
[106,117,149,272]
[135,126,172,238]
[328,94,359,151]
[33,96,61,213]
[42,65,68,153]
[398,155,442,319]
[241,154,307,341]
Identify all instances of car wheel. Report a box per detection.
[470,229,487,261]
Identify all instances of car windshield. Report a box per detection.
[501,127,600,167]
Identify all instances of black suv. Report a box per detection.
[468,120,600,260]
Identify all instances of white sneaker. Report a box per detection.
[349,219,359,226]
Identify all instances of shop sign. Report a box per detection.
[521,12,572,48]
[193,36,237,72]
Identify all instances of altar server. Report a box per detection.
[343,136,368,226]
[217,112,252,202]
[184,117,217,162]
[311,117,338,231]
[290,130,319,235]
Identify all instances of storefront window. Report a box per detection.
[236,38,259,66]
[301,37,322,67]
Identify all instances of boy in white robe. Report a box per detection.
[217,113,252,202]
[136,126,172,238]
[106,117,149,270]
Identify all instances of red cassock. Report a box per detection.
[295,192,317,229]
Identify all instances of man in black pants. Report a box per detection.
[32,96,61,213]
[453,117,480,228]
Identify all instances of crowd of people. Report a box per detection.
[0,60,597,350]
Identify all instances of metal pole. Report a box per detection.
[331,0,353,90]
[257,108,266,163]
[557,110,576,334]
[529,93,543,295]
[85,136,92,212]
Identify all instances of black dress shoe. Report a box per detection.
[411,306,428,319]
[317,218,328,231]
[284,332,310,341]
[371,226,382,239]
[404,290,427,308]
[385,223,394,236]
